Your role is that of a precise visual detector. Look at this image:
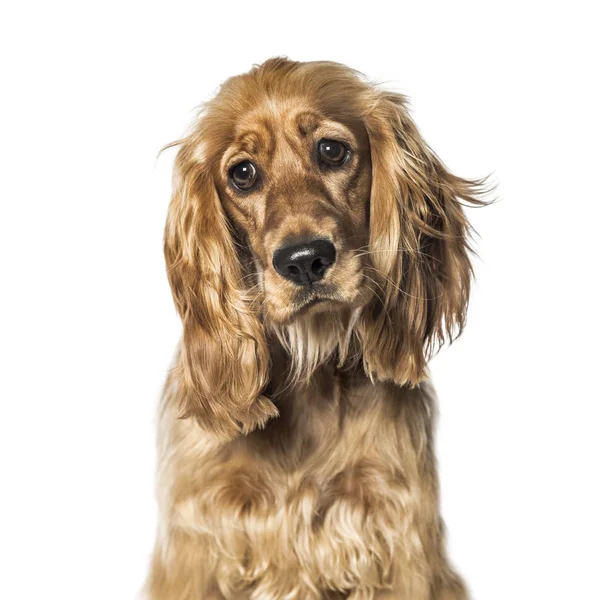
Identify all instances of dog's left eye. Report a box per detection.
[230,161,258,190]
[318,139,348,166]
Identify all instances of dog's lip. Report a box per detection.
[293,293,337,315]
[270,293,347,326]
[303,296,326,307]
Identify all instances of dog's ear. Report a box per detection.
[358,92,487,385]
[164,134,277,441]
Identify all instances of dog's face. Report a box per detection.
[164,59,485,440]
[216,105,372,323]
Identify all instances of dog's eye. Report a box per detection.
[318,139,348,166]
[230,161,257,190]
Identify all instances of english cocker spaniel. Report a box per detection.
[147,58,486,600]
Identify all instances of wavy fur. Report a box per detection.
[147,58,487,599]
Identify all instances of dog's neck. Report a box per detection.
[267,307,364,392]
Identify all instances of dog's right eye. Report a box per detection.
[230,161,258,190]
[318,139,348,166]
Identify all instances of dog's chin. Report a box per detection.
[266,297,338,326]
[264,292,336,325]
[294,296,343,318]
[265,285,367,326]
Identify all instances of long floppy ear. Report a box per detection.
[359,92,487,385]
[164,135,277,441]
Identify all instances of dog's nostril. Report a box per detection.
[311,258,325,276]
[273,239,336,285]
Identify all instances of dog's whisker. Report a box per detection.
[363,266,444,302]
[361,277,393,327]
[351,248,437,261]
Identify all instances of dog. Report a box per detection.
[147,58,486,600]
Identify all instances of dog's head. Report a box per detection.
[165,58,486,439]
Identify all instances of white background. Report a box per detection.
[1,2,592,599]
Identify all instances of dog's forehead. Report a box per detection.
[228,102,359,161]
[234,104,319,152]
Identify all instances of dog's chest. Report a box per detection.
[177,382,418,592]
[193,451,400,592]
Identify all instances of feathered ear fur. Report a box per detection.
[358,92,487,385]
[164,134,277,441]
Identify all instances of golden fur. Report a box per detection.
[147,58,486,599]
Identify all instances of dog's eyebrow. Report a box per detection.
[235,124,276,156]
[294,112,320,135]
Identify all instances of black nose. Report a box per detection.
[273,239,336,285]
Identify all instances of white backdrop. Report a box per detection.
[1,2,592,599]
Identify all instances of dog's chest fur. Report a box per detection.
[158,369,436,596]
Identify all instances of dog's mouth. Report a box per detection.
[289,286,346,318]
[294,295,331,314]
[263,269,371,325]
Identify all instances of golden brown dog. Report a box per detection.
[147,58,486,599]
